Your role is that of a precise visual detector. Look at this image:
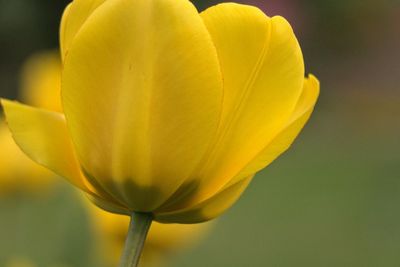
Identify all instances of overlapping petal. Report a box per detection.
[60,0,107,59]
[1,100,88,192]
[161,3,305,211]
[156,176,253,223]
[225,75,320,187]
[1,99,128,211]
[0,122,52,193]
[62,0,223,211]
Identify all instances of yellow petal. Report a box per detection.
[86,193,129,215]
[162,3,305,210]
[1,99,88,192]
[62,0,223,211]
[155,176,253,223]
[59,3,71,61]
[0,123,53,194]
[60,0,106,60]
[225,74,320,187]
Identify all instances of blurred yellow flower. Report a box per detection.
[1,0,319,223]
[5,258,71,267]
[0,52,62,195]
[19,52,62,113]
[5,258,36,267]
[87,204,212,267]
[0,122,51,194]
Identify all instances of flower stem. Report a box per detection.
[119,212,153,267]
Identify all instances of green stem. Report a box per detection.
[119,212,153,267]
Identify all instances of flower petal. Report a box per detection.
[155,176,253,223]
[59,2,71,60]
[60,0,107,60]
[225,74,320,187]
[0,123,53,193]
[86,193,129,215]
[62,0,223,211]
[162,3,305,210]
[1,99,89,192]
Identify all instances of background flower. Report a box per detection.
[0,122,52,195]
[5,258,36,267]
[0,51,61,196]
[86,204,212,267]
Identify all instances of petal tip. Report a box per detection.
[1,98,14,108]
[307,73,320,84]
[1,99,21,122]
[305,73,320,96]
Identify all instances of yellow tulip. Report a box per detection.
[87,204,212,267]
[3,50,213,266]
[1,0,319,224]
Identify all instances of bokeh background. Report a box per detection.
[1,0,400,266]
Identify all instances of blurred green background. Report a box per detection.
[1,0,400,266]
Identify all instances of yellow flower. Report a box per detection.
[0,122,52,195]
[0,52,61,195]
[19,52,63,113]
[1,0,319,223]
[5,258,71,267]
[4,51,212,265]
[87,204,212,267]
[5,258,36,267]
